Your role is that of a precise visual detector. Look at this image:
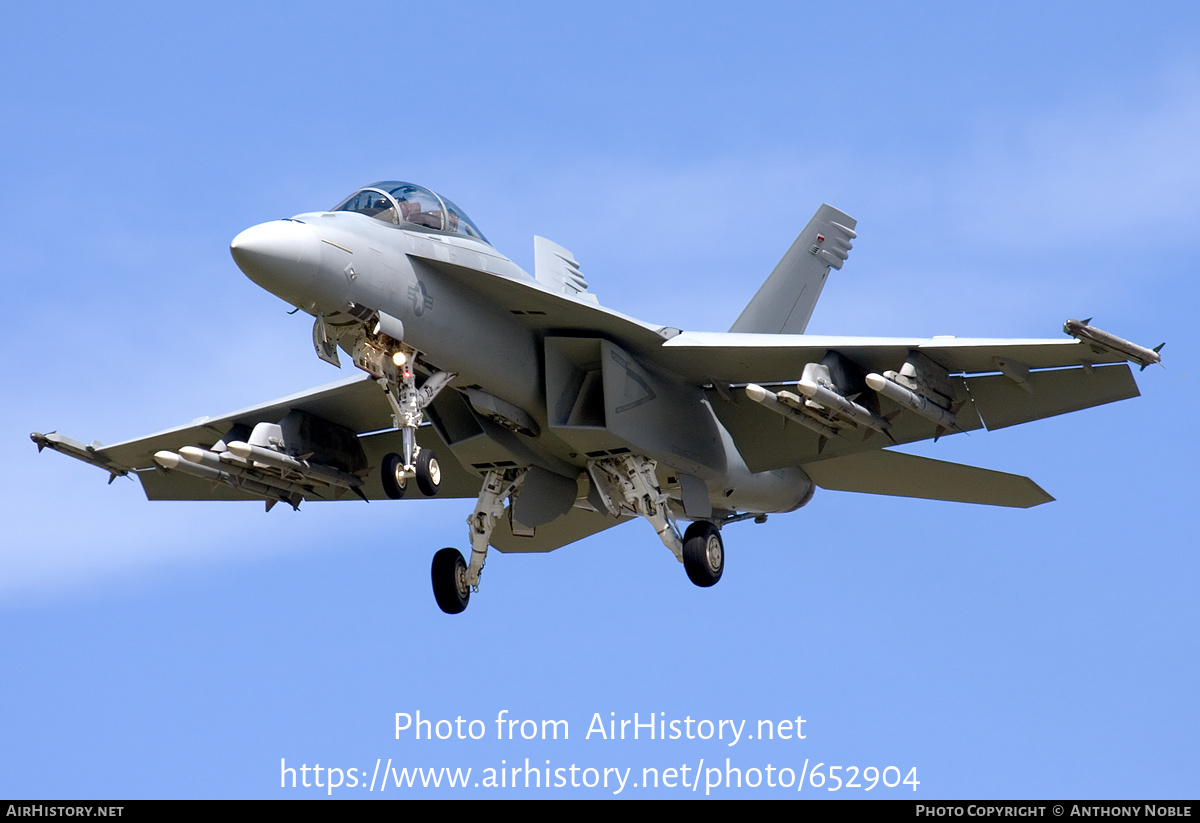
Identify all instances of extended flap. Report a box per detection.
[967,364,1138,431]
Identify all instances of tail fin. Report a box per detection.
[729,204,856,335]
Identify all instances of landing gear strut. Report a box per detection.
[586,454,683,560]
[350,331,454,500]
[430,467,527,614]
[587,454,727,590]
[427,455,728,613]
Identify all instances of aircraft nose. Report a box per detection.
[230,220,322,303]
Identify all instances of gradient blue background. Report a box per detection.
[2,1,1196,799]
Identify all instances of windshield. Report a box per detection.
[332,181,489,244]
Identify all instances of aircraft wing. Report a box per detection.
[35,370,629,551]
[657,332,1141,473]
[394,254,1145,479]
[33,375,484,503]
[657,331,1134,377]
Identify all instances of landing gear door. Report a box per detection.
[678,473,712,519]
[313,313,341,367]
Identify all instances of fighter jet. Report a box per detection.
[31,181,1161,613]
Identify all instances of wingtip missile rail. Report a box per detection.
[29,432,130,483]
[1063,318,1164,370]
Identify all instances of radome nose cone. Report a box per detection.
[230,220,320,300]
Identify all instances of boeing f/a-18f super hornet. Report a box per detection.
[32,181,1163,613]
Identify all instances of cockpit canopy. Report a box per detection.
[332,181,489,244]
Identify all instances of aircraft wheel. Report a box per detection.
[415,449,441,497]
[431,547,470,614]
[381,452,407,499]
[682,521,724,587]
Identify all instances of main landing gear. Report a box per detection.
[586,455,728,589]
[682,520,724,587]
[426,455,732,614]
[429,467,527,614]
[431,547,471,614]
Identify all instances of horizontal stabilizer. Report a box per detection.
[802,449,1053,508]
[729,204,857,335]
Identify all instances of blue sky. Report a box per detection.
[2,1,1197,799]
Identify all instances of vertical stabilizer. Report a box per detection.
[729,204,856,335]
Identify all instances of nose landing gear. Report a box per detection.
[381,446,441,499]
[348,329,453,501]
[414,448,441,496]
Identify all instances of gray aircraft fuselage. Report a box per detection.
[230,211,813,518]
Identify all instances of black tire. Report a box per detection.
[431,547,470,614]
[415,448,441,497]
[381,452,407,500]
[682,521,724,587]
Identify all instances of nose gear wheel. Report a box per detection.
[415,449,441,496]
[381,452,408,499]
